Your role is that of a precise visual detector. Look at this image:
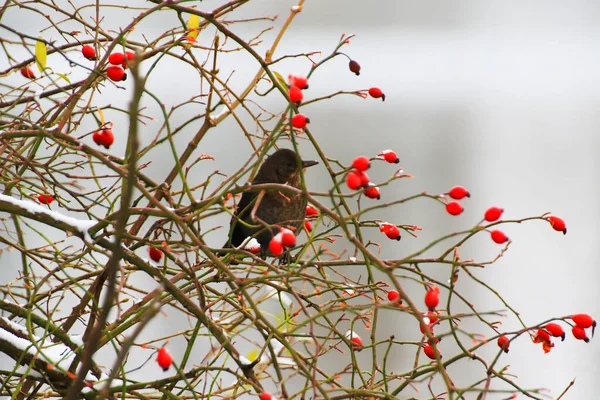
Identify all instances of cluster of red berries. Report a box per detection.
[571,313,596,342]
[264,206,318,257]
[497,314,595,354]
[419,286,443,360]
[37,194,54,205]
[445,185,470,216]
[92,126,115,149]
[421,314,441,360]
[304,205,319,233]
[345,150,400,200]
[444,185,567,244]
[345,155,379,199]
[80,45,134,82]
[268,228,296,256]
[419,311,439,335]
[483,206,508,244]
[288,74,310,130]
[106,51,134,82]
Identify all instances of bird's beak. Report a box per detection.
[302,159,319,168]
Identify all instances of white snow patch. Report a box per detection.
[0,194,97,242]
[0,317,97,380]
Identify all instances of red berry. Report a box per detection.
[424,288,439,311]
[572,313,596,329]
[156,347,173,371]
[426,311,438,325]
[364,185,380,200]
[104,128,115,148]
[20,66,36,79]
[387,290,400,302]
[280,228,296,248]
[428,336,440,346]
[419,320,434,335]
[92,131,103,146]
[368,87,385,101]
[38,194,54,204]
[346,171,362,190]
[535,329,551,343]
[288,85,303,104]
[352,156,370,171]
[445,201,463,216]
[448,186,470,200]
[348,60,361,75]
[351,335,363,348]
[572,325,590,343]
[304,219,312,232]
[82,45,97,60]
[547,216,567,234]
[380,149,400,164]
[102,128,115,149]
[533,329,554,353]
[380,223,401,240]
[545,323,565,341]
[108,52,125,65]
[106,66,126,82]
[497,335,510,353]
[259,392,272,400]
[490,230,508,244]
[149,247,163,262]
[291,113,309,129]
[423,345,436,360]
[125,50,135,62]
[248,244,261,254]
[288,74,308,89]
[356,170,370,186]
[484,207,504,222]
[305,205,318,217]
[268,236,284,256]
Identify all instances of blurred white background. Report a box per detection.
[2,1,599,398]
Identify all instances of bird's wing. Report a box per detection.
[226,189,256,247]
[233,188,255,221]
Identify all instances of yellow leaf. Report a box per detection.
[56,73,70,84]
[187,14,200,30]
[35,38,47,73]
[183,14,201,46]
[272,71,288,89]
[97,107,105,125]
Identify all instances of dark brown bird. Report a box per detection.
[224,148,318,253]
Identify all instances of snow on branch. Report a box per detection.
[0,194,97,242]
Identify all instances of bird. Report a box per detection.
[223,148,318,254]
